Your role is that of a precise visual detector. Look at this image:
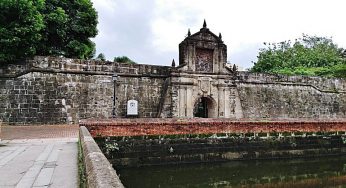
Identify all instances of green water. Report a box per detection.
[117,156,346,188]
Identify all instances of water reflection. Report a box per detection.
[118,156,346,188]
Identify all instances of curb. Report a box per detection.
[79,126,124,188]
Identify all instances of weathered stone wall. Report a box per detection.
[96,133,346,167]
[0,57,345,125]
[0,72,113,124]
[237,72,346,91]
[237,72,346,118]
[116,76,167,117]
[0,56,169,125]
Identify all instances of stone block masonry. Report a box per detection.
[0,56,345,125]
[1,72,114,124]
[0,56,170,125]
[237,72,346,119]
[97,133,346,167]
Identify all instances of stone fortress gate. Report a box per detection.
[0,21,345,125]
[161,20,243,118]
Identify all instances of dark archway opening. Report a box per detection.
[194,97,211,118]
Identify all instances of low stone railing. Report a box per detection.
[79,126,124,188]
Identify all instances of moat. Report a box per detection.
[118,156,346,188]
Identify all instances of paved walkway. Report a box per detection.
[0,125,79,188]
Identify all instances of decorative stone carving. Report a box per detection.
[200,79,210,93]
[178,20,227,74]
[196,48,213,72]
[168,21,239,118]
[230,98,236,114]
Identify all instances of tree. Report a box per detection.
[251,34,346,78]
[96,53,106,61]
[37,0,98,59]
[0,0,98,62]
[114,56,136,64]
[0,0,44,62]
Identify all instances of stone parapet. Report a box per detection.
[0,56,171,78]
[79,126,124,188]
[237,71,346,92]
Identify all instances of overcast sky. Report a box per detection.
[91,0,346,69]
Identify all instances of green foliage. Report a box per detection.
[251,34,346,78]
[0,0,44,62]
[114,56,137,64]
[65,39,96,59]
[96,53,106,61]
[38,0,98,59]
[0,0,97,63]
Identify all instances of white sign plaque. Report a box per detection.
[127,100,138,115]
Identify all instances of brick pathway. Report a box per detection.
[0,125,79,188]
[1,125,79,140]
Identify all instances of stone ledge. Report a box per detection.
[0,56,171,78]
[79,126,124,188]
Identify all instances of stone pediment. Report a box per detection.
[186,28,222,43]
[178,20,229,74]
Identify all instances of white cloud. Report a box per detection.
[91,0,346,68]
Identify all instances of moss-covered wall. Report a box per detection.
[96,133,346,167]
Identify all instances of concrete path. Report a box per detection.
[0,125,79,188]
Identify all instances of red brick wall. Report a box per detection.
[80,118,346,137]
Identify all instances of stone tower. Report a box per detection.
[161,20,244,119]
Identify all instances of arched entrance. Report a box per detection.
[194,97,216,118]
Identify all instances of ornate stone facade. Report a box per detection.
[163,21,243,118]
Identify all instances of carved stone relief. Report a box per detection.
[196,48,213,72]
[230,89,236,114]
